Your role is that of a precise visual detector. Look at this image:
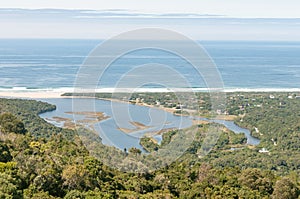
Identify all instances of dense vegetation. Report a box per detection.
[0,93,300,198]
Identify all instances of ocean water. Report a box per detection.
[0,39,300,90]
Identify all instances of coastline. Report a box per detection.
[0,90,193,116]
[1,87,299,99]
[1,88,298,121]
[0,90,237,121]
[0,91,66,99]
[0,87,300,98]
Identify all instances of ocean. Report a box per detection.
[0,39,271,152]
[0,39,300,91]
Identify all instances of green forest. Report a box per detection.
[0,92,300,198]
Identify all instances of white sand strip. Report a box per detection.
[0,91,65,99]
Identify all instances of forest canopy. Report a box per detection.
[0,94,299,198]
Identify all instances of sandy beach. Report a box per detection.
[0,87,197,99]
[0,91,66,99]
[1,87,299,100]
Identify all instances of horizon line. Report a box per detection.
[1,38,300,42]
[1,8,300,19]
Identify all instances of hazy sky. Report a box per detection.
[1,0,300,18]
[1,0,300,40]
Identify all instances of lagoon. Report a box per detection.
[39,97,260,151]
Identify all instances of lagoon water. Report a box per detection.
[39,98,259,150]
[39,98,192,151]
[211,120,260,145]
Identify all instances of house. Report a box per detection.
[259,148,269,153]
[136,98,141,103]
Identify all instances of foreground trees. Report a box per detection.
[0,97,299,198]
[0,113,26,134]
[272,177,299,199]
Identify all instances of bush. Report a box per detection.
[0,113,26,134]
[0,142,12,162]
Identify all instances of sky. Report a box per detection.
[0,0,300,40]
[1,0,300,18]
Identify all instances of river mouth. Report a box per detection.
[39,98,260,151]
[39,98,192,151]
